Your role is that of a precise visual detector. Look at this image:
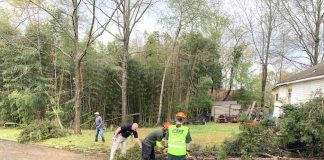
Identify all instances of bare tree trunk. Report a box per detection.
[184,85,191,111]
[168,91,172,122]
[121,53,128,124]
[156,19,182,125]
[71,0,82,135]
[88,88,91,111]
[178,55,183,102]
[261,1,273,107]
[223,67,234,101]
[313,4,321,66]
[117,0,153,124]
[74,60,82,134]
[156,56,171,125]
[185,55,197,110]
[261,64,268,107]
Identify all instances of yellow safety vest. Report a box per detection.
[167,125,189,156]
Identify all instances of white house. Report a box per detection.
[272,62,324,118]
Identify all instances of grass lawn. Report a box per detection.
[0,123,239,152]
[0,128,21,140]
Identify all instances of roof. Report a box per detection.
[275,62,324,87]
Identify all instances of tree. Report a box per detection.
[223,45,245,100]
[180,32,221,110]
[240,0,280,107]
[157,0,225,124]
[279,0,324,66]
[111,0,155,124]
[28,0,119,134]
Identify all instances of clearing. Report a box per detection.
[0,123,239,157]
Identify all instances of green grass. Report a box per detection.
[189,123,240,146]
[41,130,113,153]
[0,128,21,140]
[0,123,239,152]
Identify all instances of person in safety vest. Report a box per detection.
[165,112,192,160]
[141,122,171,160]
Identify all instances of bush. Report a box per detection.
[113,144,219,160]
[114,146,141,160]
[220,116,278,159]
[278,98,324,157]
[190,144,219,158]
[220,98,324,158]
[17,120,67,143]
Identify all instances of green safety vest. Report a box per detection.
[167,125,189,156]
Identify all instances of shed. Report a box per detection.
[211,101,241,122]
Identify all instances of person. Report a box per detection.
[109,123,142,160]
[259,109,264,120]
[165,112,192,160]
[92,112,105,142]
[141,122,171,160]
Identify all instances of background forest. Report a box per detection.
[1,0,323,135]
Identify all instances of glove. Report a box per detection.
[112,135,117,142]
[159,148,164,154]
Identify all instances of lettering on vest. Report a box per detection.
[171,128,184,134]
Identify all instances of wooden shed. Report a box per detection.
[211,101,241,122]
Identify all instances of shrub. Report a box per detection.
[114,146,141,160]
[17,120,67,143]
[220,116,278,159]
[278,98,324,157]
[190,144,219,158]
[113,144,219,160]
[220,98,324,158]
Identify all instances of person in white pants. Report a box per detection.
[109,123,142,160]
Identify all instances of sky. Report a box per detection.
[97,0,167,45]
[1,0,311,75]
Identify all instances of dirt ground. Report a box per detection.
[0,139,107,160]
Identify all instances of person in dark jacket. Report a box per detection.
[141,122,171,160]
[109,123,142,160]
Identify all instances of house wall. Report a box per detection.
[272,78,324,117]
[290,78,324,104]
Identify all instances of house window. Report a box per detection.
[275,94,279,101]
[288,88,292,104]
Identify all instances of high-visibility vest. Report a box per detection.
[167,125,189,156]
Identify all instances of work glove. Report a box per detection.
[112,135,118,142]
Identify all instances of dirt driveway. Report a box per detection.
[0,139,107,160]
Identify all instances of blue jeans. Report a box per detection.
[95,128,105,142]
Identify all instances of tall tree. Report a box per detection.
[240,0,280,107]
[28,0,119,134]
[111,0,154,124]
[180,32,221,111]
[280,0,324,66]
[223,45,245,101]
[157,0,225,123]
